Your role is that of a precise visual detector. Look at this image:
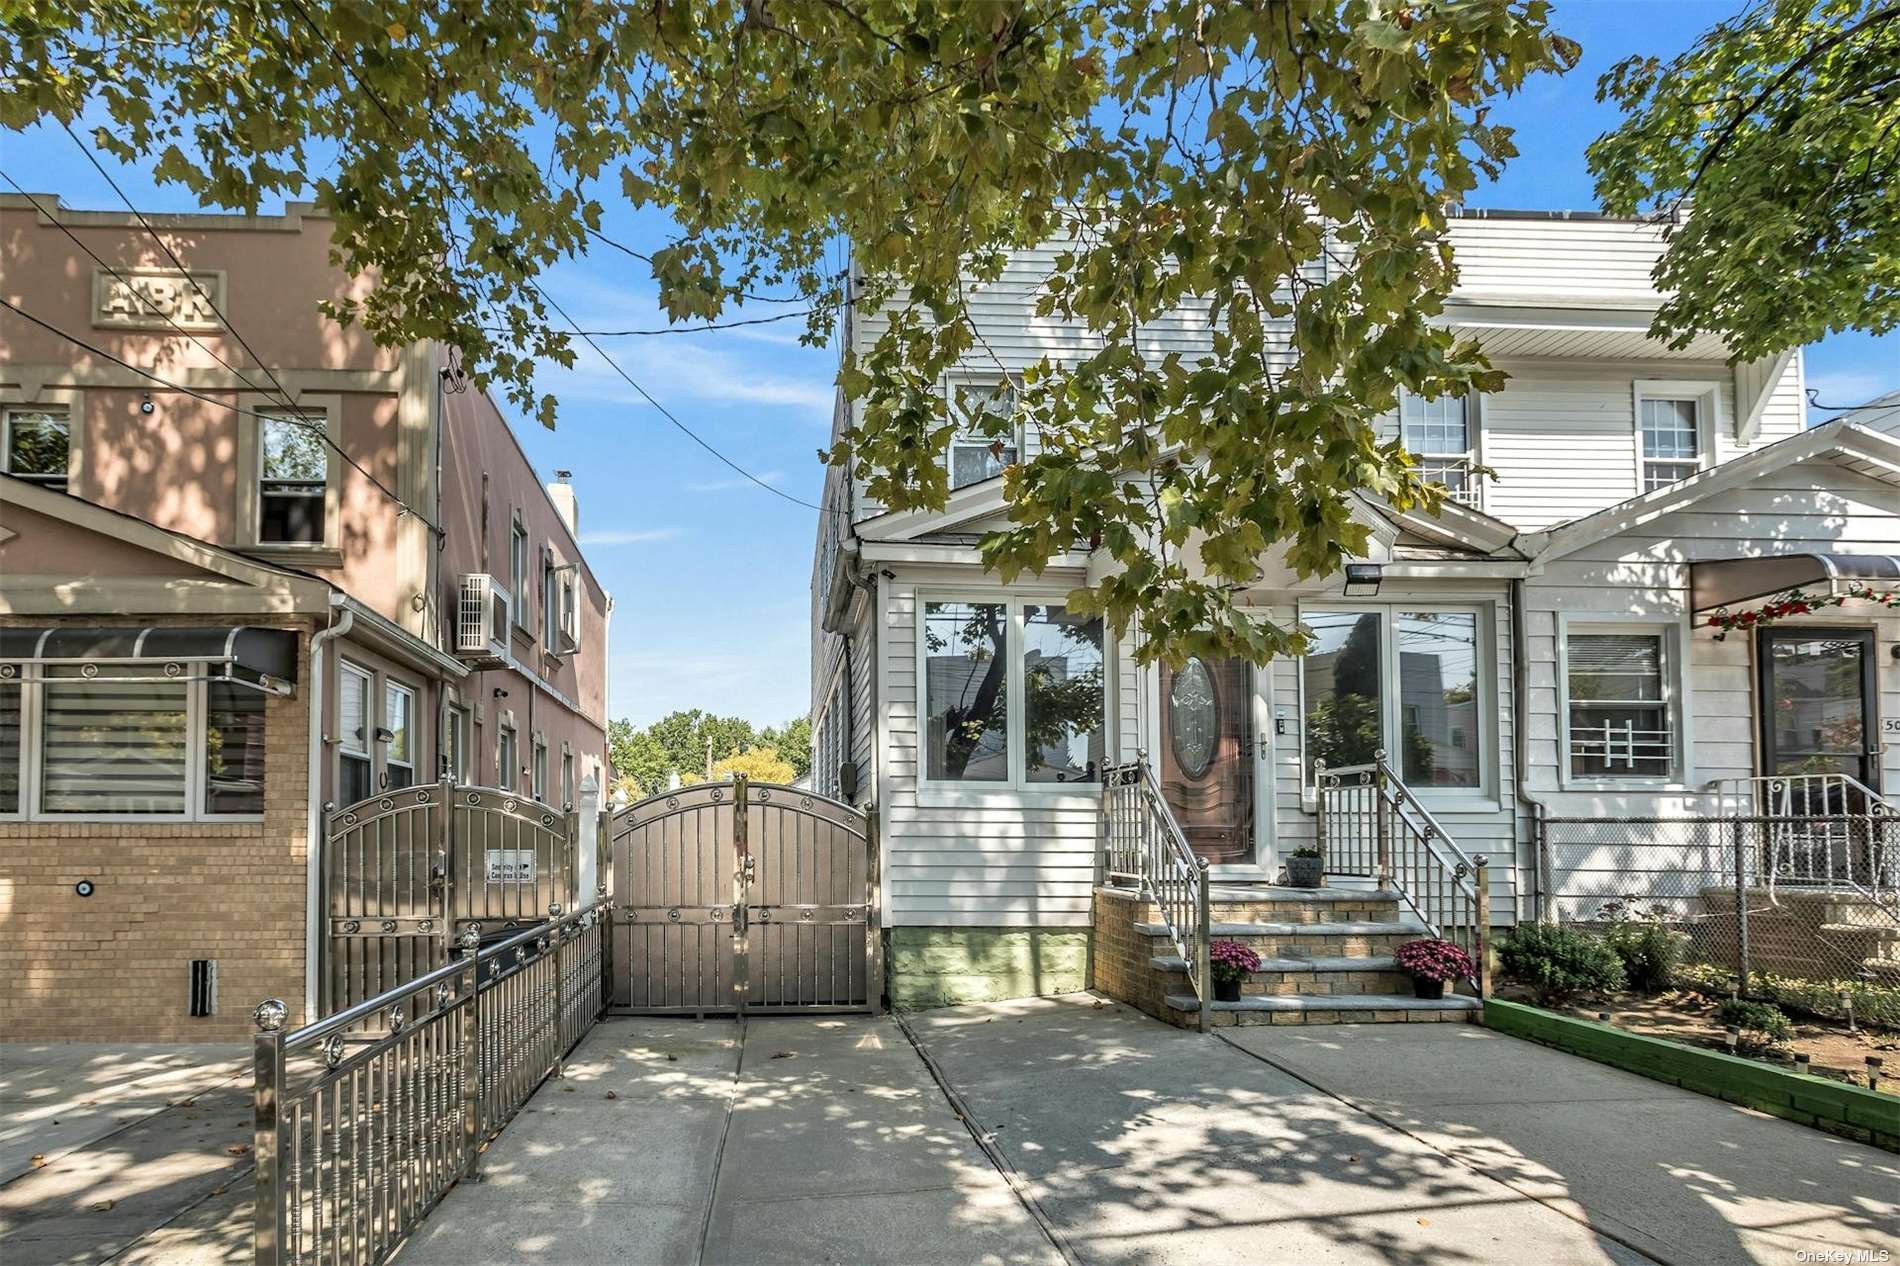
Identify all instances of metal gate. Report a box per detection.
[322,780,583,1015]
[609,775,879,1014]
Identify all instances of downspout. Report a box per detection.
[305,593,354,1022]
[1510,576,1552,922]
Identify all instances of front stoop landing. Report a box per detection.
[1093,884,1481,1027]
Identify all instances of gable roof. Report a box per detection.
[1520,420,1900,566]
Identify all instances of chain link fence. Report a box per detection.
[1540,815,1900,1027]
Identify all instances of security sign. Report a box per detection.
[485,849,537,883]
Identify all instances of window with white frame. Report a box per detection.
[510,515,530,630]
[561,748,574,808]
[921,597,1104,787]
[947,379,1021,490]
[258,412,328,544]
[1399,393,1477,506]
[1564,627,1677,780]
[541,551,559,646]
[3,407,70,491]
[497,723,518,791]
[1302,606,1486,792]
[384,682,416,789]
[560,573,579,648]
[1637,395,1704,492]
[0,667,268,820]
[532,738,549,802]
[443,704,469,782]
[338,662,373,804]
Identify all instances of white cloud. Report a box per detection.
[687,471,785,493]
[577,527,681,546]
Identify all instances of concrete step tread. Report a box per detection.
[1204,884,1395,903]
[1133,919,1426,938]
[1164,992,1481,1014]
[1149,954,1400,974]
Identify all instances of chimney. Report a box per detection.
[546,469,579,538]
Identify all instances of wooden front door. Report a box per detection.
[1157,655,1255,866]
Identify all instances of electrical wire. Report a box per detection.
[482,307,817,337]
[1807,388,1896,412]
[0,294,442,534]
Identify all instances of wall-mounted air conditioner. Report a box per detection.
[456,574,511,665]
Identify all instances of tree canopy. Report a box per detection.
[609,709,810,798]
[712,745,798,784]
[5,0,1578,665]
[1589,0,1900,361]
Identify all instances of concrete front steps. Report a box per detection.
[1094,883,1481,1028]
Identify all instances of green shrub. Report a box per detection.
[1673,962,1900,1030]
[1499,923,1625,1003]
[1603,922,1685,993]
[1716,997,1793,1046]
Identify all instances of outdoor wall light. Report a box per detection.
[374,726,395,743]
[1342,563,1383,597]
[139,392,155,415]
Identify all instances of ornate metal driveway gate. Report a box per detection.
[609,776,879,1014]
[323,781,582,1016]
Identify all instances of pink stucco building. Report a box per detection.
[0,194,612,1040]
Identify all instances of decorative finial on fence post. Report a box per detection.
[252,998,288,1032]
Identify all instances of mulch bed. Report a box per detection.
[1493,983,1898,1094]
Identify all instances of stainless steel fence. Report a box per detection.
[1316,754,1492,993]
[1540,815,1900,1024]
[252,897,611,1266]
[1101,761,1212,1029]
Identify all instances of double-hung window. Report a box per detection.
[921,597,1105,788]
[498,724,518,792]
[3,408,70,491]
[1399,393,1477,506]
[510,516,530,632]
[0,666,269,821]
[258,412,328,544]
[541,552,559,646]
[1301,607,1485,792]
[384,683,416,789]
[1636,392,1706,492]
[338,663,373,804]
[1564,626,1677,780]
[947,379,1021,490]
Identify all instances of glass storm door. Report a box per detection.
[1759,628,1879,792]
[1157,655,1255,866]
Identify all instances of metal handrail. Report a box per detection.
[1709,774,1899,911]
[1315,752,1491,994]
[1102,760,1213,1031]
[253,896,611,1265]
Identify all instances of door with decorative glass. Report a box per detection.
[1157,656,1257,866]
[1759,628,1880,795]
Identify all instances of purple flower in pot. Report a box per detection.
[1209,939,1262,1002]
[1394,938,1475,1000]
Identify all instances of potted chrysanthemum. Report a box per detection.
[1393,938,1475,1000]
[1209,939,1261,1002]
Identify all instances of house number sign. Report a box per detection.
[485,849,537,883]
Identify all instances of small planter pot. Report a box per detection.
[1284,855,1324,889]
[1412,977,1447,1001]
[1214,976,1244,1003]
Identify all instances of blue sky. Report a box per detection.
[5,0,1893,730]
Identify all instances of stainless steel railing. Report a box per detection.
[252,897,611,1266]
[1102,761,1212,1031]
[1315,753,1491,994]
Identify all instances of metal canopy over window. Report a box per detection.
[1689,553,1900,613]
[0,626,298,694]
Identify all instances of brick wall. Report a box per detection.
[1092,887,1169,1019]
[0,676,310,1042]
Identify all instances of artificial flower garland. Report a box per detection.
[1707,582,1900,641]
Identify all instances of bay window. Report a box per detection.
[921,597,1104,788]
[0,667,269,820]
[1563,625,1678,781]
[1302,606,1487,793]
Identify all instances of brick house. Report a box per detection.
[0,194,613,1041]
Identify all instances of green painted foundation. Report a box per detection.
[1484,999,1898,1151]
[887,928,1089,1010]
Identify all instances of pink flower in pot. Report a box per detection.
[1394,938,1475,1001]
[1209,939,1262,1002]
